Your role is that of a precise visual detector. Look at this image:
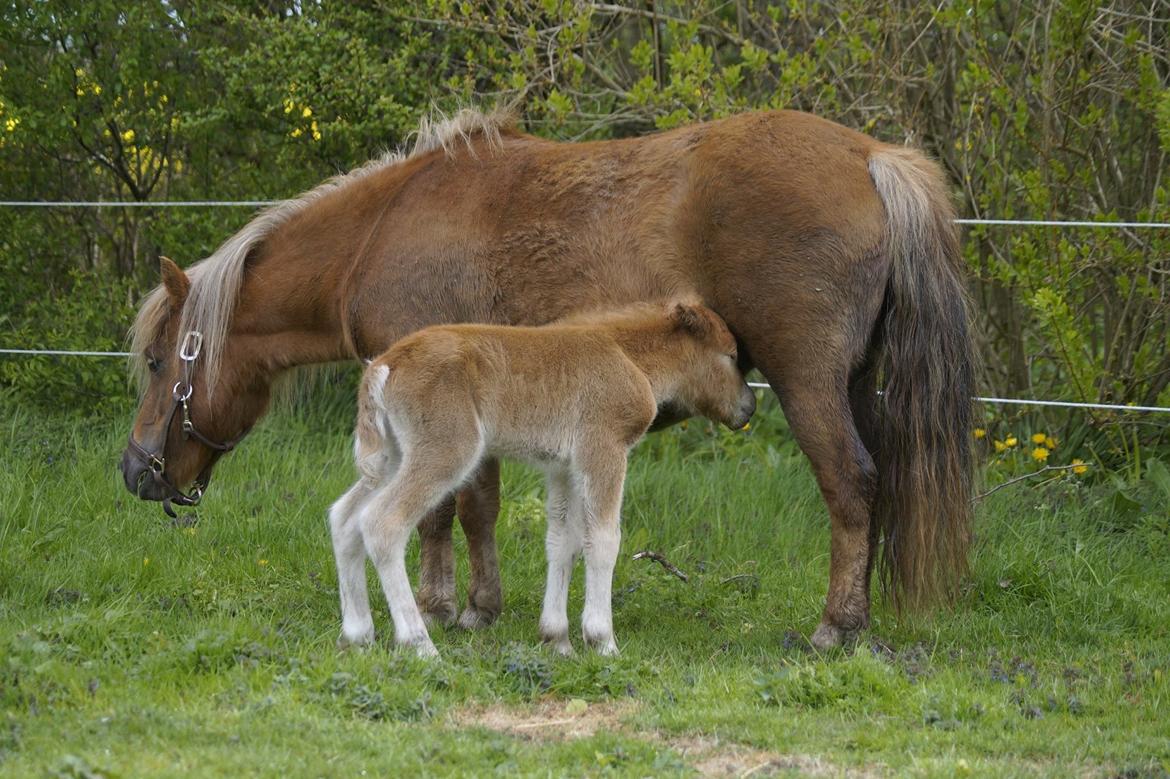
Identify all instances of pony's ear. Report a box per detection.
[160,256,190,308]
[670,301,710,338]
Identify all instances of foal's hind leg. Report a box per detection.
[329,478,378,648]
[456,458,503,629]
[361,426,484,657]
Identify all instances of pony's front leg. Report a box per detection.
[539,468,580,655]
[578,448,627,656]
[416,496,458,628]
[456,458,504,630]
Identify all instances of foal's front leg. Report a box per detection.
[539,468,581,655]
[578,447,628,656]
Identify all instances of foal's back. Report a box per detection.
[366,320,658,465]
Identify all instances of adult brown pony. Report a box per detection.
[121,107,974,649]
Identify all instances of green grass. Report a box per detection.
[1,397,1168,778]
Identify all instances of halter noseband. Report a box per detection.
[126,330,244,518]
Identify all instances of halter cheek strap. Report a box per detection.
[126,331,245,517]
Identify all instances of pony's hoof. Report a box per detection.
[810,621,859,651]
[457,605,499,630]
[420,603,458,629]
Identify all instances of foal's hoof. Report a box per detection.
[583,631,619,657]
[809,621,860,651]
[336,627,375,651]
[457,604,499,631]
[400,636,440,659]
[540,631,574,657]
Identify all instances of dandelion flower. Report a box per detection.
[1005,436,1018,447]
[258,559,268,566]
[993,440,1006,453]
[302,106,312,118]
[1031,433,1046,444]
[1045,436,1057,449]
[290,127,303,138]
[121,129,135,144]
[1071,458,1088,475]
[1031,447,1049,461]
[974,428,986,439]
[143,557,150,567]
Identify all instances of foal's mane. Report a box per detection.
[130,106,516,392]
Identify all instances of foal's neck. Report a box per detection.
[608,326,685,406]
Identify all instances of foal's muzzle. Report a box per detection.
[729,384,757,430]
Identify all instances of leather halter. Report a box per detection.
[126,331,244,518]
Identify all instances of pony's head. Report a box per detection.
[667,301,756,431]
[119,258,271,514]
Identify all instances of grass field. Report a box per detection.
[1,394,1168,778]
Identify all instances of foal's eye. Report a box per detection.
[146,356,161,374]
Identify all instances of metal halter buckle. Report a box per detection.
[179,330,203,362]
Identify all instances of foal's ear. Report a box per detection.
[160,256,190,308]
[669,301,711,338]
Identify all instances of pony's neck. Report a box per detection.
[224,160,424,381]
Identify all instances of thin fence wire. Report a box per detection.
[3,201,1168,413]
[2,200,1169,229]
[1,351,1165,413]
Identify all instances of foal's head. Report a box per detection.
[665,302,756,430]
[119,259,271,512]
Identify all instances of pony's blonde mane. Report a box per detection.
[130,106,516,393]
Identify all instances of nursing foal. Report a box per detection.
[329,301,755,657]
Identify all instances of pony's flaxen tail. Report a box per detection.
[866,147,975,611]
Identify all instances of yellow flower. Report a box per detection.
[993,440,1006,453]
[973,428,986,439]
[290,127,303,138]
[302,106,312,118]
[92,84,102,95]
[183,527,196,537]
[258,559,268,566]
[1045,436,1057,449]
[1031,447,1049,461]
[121,129,135,144]
[741,421,751,431]
[1005,436,1018,447]
[142,557,150,567]
[1031,433,1046,444]
[75,67,85,77]
[283,98,295,114]
[1071,458,1088,475]
[310,120,321,141]
[4,117,17,133]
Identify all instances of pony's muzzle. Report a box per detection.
[120,447,166,501]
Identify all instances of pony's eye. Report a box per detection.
[146,357,161,374]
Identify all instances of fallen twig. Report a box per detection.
[972,463,1090,502]
[632,550,689,582]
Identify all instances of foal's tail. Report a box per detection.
[354,364,392,479]
[865,147,975,611]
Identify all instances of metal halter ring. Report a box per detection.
[172,380,193,402]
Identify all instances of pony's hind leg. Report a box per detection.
[765,367,877,650]
[539,467,581,655]
[456,458,504,630]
